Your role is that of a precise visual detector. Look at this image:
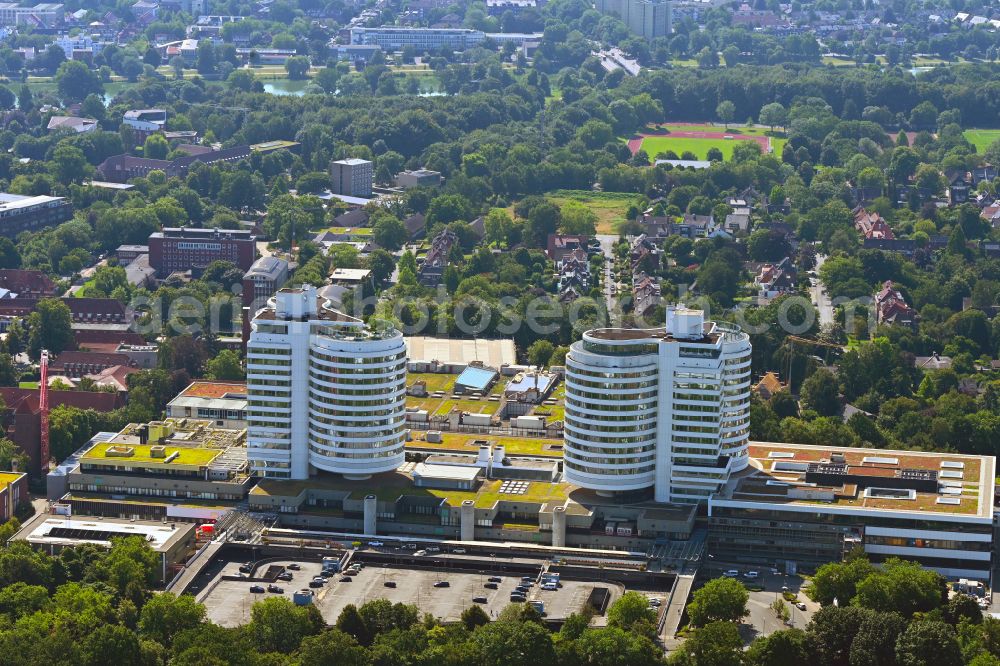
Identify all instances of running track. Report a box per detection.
[628,129,771,156]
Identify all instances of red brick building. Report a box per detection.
[0,388,125,475]
[148,228,257,278]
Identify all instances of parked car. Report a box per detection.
[368,540,384,547]
[426,546,441,553]
[277,572,293,581]
[542,583,558,591]
[723,570,740,578]
[308,580,324,588]
[384,581,397,588]
[249,585,265,593]
[339,576,353,583]
[239,563,254,574]
[414,550,427,556]
[796,602,807,611]
[484,582,498,590]
[473,596,488,604]
[433,581,450,588]
[452,548,466,554]
[744,571,759,579]
[488,576,502,583]
[267,584,283,593]
[510,594,526,603]
[287,563,301,570]
[521,576,534,583]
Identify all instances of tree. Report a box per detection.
[525,200,561,246]
[366,249,395,286]
[227,69,255,92]
[249,597,322,654]
[559,201,598,235]
[138,592,207,645]
[372,213,407,250]
[472,615,556,666]
[808,555,876,606]
[800,369,840,417]
[716,100,736,129]
[853,558,945,617]
[572,627,663,666]
[205,350,244,380]
[55,60,103,102]
[95,536,160,594]
[297,629,371,666]
[849,611,907,666]
[747,229,791,262]
[807,606,873,666]
[608,591,658,631]
[461,605,491,630]
[28,298,73,359]
[527,340,554,368]
[687,577,749,627]
[314,67,340,93]
[746,628,810,666]
[143,134,169,160]
[336,604,371,646]
[285,56,311,80]
[895,620,962,666]
[196,40,216,76]
[484,208,515,247]
[81,624,141,666]
[50,144,91,184]
[0,237,20,269]
[669,621,743,666]
[759,102,787,131]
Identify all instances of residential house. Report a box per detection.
[753,371,785,400]
[945,169,972,204]
[546,234,591,262]
[418,228,458,287]
[48,351,135,378]
[46,116,97,133]
[755,256,797,299]
[915,353,952,371]
[874,280,918,328]
[404,213,426,240]
[632,271,661,315]
[854,208,894,240]
[556,248,591,302]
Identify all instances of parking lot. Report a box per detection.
[199,559,326,627]
[700,565,818,639]
[196,553,641,625]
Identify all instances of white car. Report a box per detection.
[452,548,466,554]
[414,550,427,556]
[744,571,759,579]
[723,570,740,578]
[542,583,558,591]
[368,540,384,548]
[796,602,807,611]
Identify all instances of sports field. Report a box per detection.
[964,129,1000,153]
[629,124,786,160]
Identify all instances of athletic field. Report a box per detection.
[628,124,785,161]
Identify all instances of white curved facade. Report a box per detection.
[563,306,751,504]
[246,286,407,480]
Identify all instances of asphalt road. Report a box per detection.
[811,253,834,329]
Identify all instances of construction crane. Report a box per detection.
[781,335,846,393]
[39,349,50,471]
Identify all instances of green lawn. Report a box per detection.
[546,189,638,234]
[964,129,1000,153]
[641,135,786,161]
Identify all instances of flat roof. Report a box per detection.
[0,471,24,492]
[505,371,557,394]
[455,365,497,390]
[330,267,371,282]
[714,442,995,519]
[82,442,223,467]
[412,462,482,482]
[176,381,247,400]
[16,515,192,552]
[405,336,516,368]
